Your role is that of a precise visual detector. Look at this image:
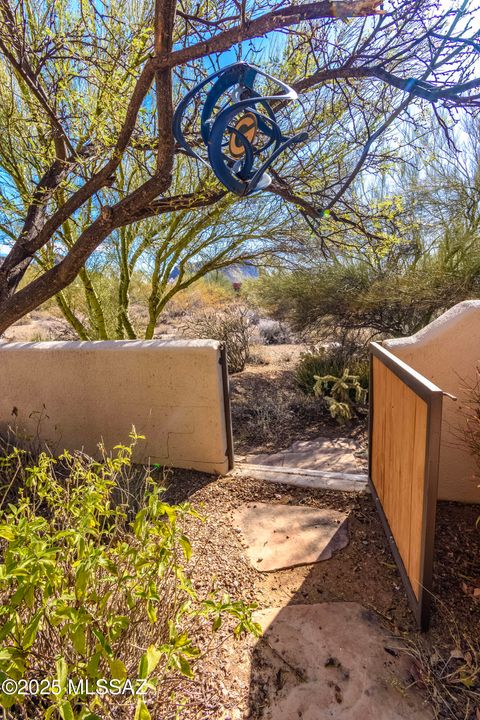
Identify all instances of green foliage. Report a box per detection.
[0,0,479,340]
[313,368,368,425]
[255,225,480,342]
[294,347,369,396]
[0,435,260,718]
[49,190,291,341]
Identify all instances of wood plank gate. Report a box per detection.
[369,342,443,630]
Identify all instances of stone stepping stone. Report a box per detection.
[233,502,349,571]
[253,602,433,719]
[242,436,366,473]
[232,463,369,493]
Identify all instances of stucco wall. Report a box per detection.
[384,301,480,504]
[0,339,231,474]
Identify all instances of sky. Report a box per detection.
[1,1,480,252]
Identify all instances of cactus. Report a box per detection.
[313,368,367,424]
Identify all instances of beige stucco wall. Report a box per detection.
[0,339,231,474]
[384,301,480,504]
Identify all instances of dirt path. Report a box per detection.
[163,471,480,720]
[230,345,367,457]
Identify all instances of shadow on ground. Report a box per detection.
[161,467,219,503]
[161,466,479,720]
[244,498,480,720]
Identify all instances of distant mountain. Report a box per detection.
[220,264,259,282]
[169,262,259,283]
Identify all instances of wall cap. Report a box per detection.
[0,339,222,352]
[384,300,480,350]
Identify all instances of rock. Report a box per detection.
[251,602,433,719]
[233,502,349,571]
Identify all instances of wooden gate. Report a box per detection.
[369,342,443,630]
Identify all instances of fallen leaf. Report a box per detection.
[430,651,441,665]
[450,648,464,660]
[461,581,480,598]
[409,660,426,689]
[384,646,399,657]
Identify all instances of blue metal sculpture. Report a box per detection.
[173,62,308,197]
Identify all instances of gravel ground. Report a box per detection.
[161,470,480,719]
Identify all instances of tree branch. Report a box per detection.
[0,0,74,158]
[0,0,383,288]
[159,0,384,69]
[154,0,177,176]
[0,187,226,334]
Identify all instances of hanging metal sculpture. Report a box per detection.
[173,62,308,197]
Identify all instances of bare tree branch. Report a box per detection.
[162,0,384,69]
[0,0,479,337]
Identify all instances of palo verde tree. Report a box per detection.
[0,0,480,335]
[255,118,480,342]
[47,165,296,339]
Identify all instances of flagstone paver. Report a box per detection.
[232,462,369,492]
[238,436,367,473]
[252,602,433,720]
[233,502,349,571]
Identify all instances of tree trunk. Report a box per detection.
[0,214,114,336]
[78,268,108,339]
[55,293,90,340]
[116,231,137,339]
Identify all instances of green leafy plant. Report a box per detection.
[313,368,368,424]
[0,434,260,719]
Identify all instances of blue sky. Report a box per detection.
[1,2,479,252]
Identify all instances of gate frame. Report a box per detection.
[219,343,235,471]
[368,342,443,631]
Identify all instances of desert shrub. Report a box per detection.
[235,394,295,445]
[294,346,369,396]
[165,276,235,320]
[256,319,292,345]
[183,305,250,373]
[0,435,259,719]
[313,368,368,424]
[247,350,270,366]
[232,389,321,450]
[254,253,480,341]
[404,613,480,720]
